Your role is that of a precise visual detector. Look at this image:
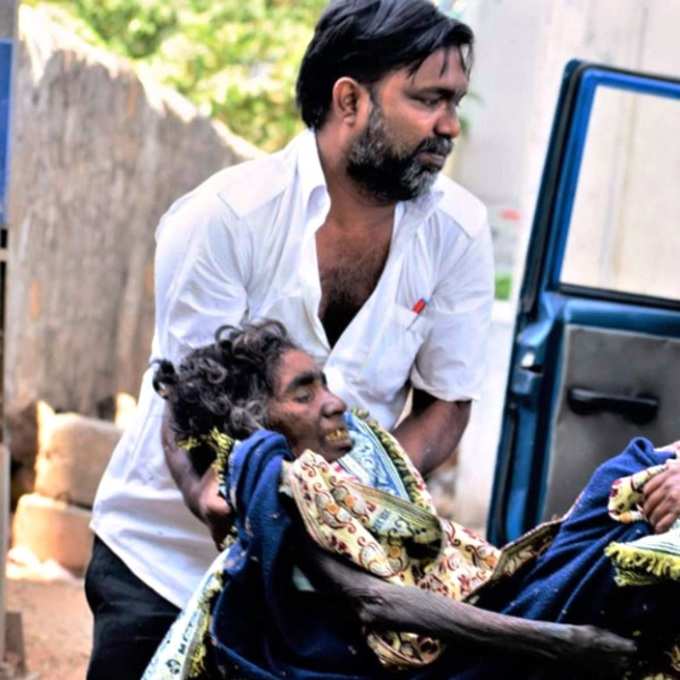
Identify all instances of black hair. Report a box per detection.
[153,321,298,458]
[296,0,474,130]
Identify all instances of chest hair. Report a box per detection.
[316,228,392,346]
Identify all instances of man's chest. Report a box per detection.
[315,225,392,321]
[245,209,440,345]
[244,222,442,426]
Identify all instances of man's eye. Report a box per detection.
[417,96,441,107]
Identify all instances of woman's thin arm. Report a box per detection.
[302,544,636,676]
[161,406,232,549]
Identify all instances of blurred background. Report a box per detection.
[1,0,680,677]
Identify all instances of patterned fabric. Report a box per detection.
[142,552,226,680]
[606,455,680,587]
[465,438,680,680]
[143,412,554,678]
[607,462,668,525]
[606,519,680,586]
[331,412,410,500]
[603,454,680,678]
[282,411,556,669]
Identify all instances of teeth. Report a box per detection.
[326,428,348,442]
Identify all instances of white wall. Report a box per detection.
[451,0,680,532]
[457,0,680,275]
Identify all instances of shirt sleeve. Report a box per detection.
[410,222,495,402]
[153,191,250,364]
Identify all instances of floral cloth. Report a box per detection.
[606,456,680,587]
[604,455,680,679]
[282,411,563,669]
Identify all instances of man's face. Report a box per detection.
[266,349,352,462]
[346,48,468,203]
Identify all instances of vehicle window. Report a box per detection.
[560,86,680,302]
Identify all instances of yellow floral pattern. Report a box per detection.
[282,413,554,669]
[607,462,667,524]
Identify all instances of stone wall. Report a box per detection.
[6,7,258,451]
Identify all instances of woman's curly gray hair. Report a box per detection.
[153,320,298,445]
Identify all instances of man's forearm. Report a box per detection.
[393,391,470,475]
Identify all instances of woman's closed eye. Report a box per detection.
[293,388,314,404]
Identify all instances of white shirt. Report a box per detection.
[91,130,494,607]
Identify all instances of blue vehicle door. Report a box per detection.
[488,61,680,546]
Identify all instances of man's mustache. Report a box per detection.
[416,136,454,157]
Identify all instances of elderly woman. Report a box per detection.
[145,320,680,680]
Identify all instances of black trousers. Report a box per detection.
[85,535,181,680]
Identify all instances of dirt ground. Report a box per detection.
[5,550,91,680]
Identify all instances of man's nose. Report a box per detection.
[322,390,346,416]
[435,105,461,139]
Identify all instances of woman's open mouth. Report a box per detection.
[325,427,352,450]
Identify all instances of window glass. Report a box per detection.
[561,86,680,302]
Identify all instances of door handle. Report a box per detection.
[567,387,658,425]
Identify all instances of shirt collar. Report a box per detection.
[295,128,329,217]
[409,175,445,221]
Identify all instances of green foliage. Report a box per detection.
[31,0,474,151]
[70,0,177,58]
[494,273,513,301]
[33,0,327,150]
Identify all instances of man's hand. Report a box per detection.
[161,407,233,549]
[642,457,680,533]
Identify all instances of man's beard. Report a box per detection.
[346,104,453,204]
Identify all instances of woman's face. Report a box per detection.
[266,349,352,461]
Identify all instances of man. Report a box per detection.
[86,1,497,677]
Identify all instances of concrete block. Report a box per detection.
[34,405,121,508]
[12,493,93,573]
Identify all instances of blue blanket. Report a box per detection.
[445,438,680,678]
[209,429,385,679]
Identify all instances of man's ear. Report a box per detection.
[331,77,370,126]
